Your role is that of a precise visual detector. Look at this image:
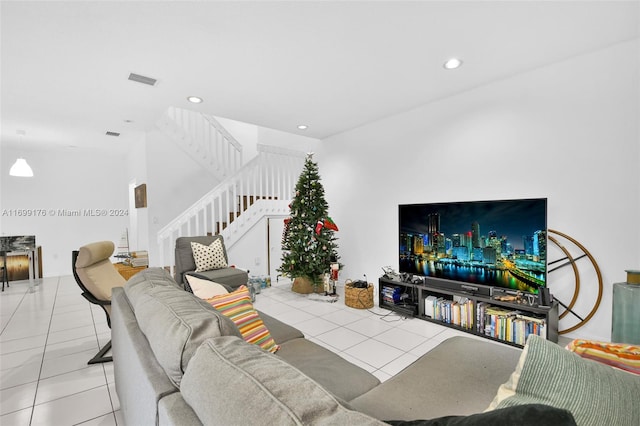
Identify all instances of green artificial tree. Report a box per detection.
[278,153,340,292]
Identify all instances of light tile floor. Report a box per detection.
[0,275,508,425]
[1,276,120,425]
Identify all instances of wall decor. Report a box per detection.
[135,184,147,208]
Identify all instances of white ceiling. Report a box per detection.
[1,1,638,153]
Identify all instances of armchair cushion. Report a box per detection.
[75,241,126,305]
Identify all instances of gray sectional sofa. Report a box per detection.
[112,268,639,426]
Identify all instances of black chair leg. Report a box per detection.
[88,340,113,364]
[1,266,8,292]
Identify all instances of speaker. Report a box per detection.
[539,287,551,306]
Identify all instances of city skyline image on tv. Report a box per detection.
[399,198,547,294]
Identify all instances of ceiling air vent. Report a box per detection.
[106,131,120,137]
[128,72,157,86]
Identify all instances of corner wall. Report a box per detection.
[318,40,640,341]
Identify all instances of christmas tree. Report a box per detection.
[279,153,340,290]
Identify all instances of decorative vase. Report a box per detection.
[291,276,324,294]
[611,269,640,344]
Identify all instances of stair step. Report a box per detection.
[240,195,279,210]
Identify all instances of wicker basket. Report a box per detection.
[345,282,374,309]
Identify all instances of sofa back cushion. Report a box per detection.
[181,336,386,426]
[124,268,241,387]
[124,267,181,308]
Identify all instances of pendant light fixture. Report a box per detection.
[9,130,34,177]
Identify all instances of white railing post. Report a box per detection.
[157,144,305,273]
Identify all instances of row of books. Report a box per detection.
[381,285,402,305]
[424,295,474,330]
[476,302,547,345]
[126,250,149,267]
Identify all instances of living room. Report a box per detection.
[1,1,639,424]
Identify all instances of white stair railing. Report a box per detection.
[156,107,243,180]
[157,145,305,274]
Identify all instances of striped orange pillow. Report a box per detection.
[207,286,280,353]
[566,339,640,375]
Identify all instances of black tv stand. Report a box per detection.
[379,277,558,347]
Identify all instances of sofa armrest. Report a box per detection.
[111,287,180,426]
[158,393,203,426]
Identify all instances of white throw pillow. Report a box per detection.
[191,240,228,272]
[185,275,229,299]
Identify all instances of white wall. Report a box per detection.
[0,146,129,276]
[318,40,640,342]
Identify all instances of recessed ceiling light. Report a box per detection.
[443,58,463,70]
[297,125,308,130]
[187,96,203,104]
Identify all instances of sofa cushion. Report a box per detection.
[191,239,227,272]
[258,311,305,344]
[206,286,280,354]
[124,267,181,310]
[350,336,521,420]
[185,274,230,299]
[276,337,380,402]
[133,284,242,387]
[487,335,640,426]
[180,336,387,426]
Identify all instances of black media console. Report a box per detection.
[379,276,558,348]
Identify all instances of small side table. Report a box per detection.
[114,263,148,280]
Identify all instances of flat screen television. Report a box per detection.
[399,198,547,295]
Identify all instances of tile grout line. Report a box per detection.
[0,284,30,337]
[28,276,61,426]
[87,300,120,425]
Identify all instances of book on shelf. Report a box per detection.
[127,250,149,267]
[425,294,473,330]
[477,303,547,343]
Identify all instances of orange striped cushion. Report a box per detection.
[207,286,280,354]
[566,339,640,375]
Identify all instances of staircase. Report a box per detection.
[156,144,306,273]
[156,106,243,180]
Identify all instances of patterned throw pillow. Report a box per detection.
[191,240,228,272]
[206,286,280,353]
[566,339,640,375]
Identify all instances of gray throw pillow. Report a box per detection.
[487,335,640,426]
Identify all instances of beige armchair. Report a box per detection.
[72,241,126,364]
